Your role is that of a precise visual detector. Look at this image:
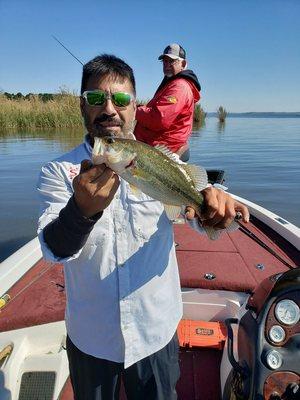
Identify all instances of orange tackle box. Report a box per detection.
[177,320,227,350]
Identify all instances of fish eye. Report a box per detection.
[106,137,115,144]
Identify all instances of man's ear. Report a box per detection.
[132,99,137,116]
[80,96,85,117]
[182,60,187,70]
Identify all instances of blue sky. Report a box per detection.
[1,0,299,112]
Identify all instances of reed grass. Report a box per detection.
[0,94,207,131]
[193,104,206,123]
[0,94,83,131]
[217,106,228,122]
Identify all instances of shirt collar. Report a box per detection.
[84,133,93,156]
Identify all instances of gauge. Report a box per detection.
[266,350,283,370]
[275,299,300,326]
[269,325,286,343]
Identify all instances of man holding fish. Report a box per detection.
[37,54,249,400]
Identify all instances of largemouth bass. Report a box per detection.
[92,136,236,239]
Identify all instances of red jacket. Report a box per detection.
[134,71,200,152]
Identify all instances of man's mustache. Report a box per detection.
[94,115,123,125]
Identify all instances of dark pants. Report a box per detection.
[66,334,180,400]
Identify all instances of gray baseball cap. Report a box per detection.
[158,43,186,60]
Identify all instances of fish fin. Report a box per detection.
[205,220,239,240]
[204,227,222,241]
[154,145,182,163]
[180,164,208,191]
[124,131,136,140]
[154,145,208,191]
[164,204,182,220]
[225,220,240,233]
[131,166,148,180]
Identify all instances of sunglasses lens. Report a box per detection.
[85,91,132,107]
[112,92,131,107]
[86,91,106,106]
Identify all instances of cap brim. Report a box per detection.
[158,54,182,60]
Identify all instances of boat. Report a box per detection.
[0,174,299,400]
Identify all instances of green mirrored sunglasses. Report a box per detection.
[82,90,134,108]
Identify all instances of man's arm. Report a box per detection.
[136,80,191,132]
[185,186,249,227]
[42,195,102,258]
[38,160,119,259]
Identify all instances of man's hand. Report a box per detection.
[73,160,119,218]
[185,186,249,228]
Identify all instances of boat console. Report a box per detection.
[222,269,300,400]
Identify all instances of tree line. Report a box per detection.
[2,92,57,102]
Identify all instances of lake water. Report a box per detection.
[0,118,299,262]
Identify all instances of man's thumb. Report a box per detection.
[80,159,93,173]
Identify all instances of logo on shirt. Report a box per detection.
[68,166,79,180]
[167,96,177,104]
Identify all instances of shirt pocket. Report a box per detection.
[127,191,169,240]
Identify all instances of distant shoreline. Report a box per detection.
[207,112,300,118]
[1,92,299,131]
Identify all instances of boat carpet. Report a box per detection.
[0,260,65,332]
[0,218,298,333]
[175,216,298,293]
[59,348,223,400]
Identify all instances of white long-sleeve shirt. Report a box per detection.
[37,136,182,368]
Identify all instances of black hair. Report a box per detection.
[81,54,136,95]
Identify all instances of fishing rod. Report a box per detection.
[51,35,84,66]
[236,220,296,270]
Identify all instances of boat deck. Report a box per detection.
[176,216,299,292]
[0,218,299,399]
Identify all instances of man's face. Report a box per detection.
[80,74,136,141]
[162,56,185,77]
